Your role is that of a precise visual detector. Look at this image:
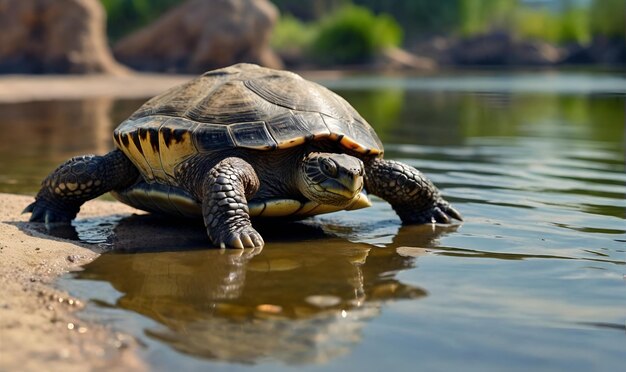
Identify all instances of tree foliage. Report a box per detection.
[101,0,183,41]
[589,0,625,39]
[351,0,462,40]
[270,14,318,55]
[311,5,402,64]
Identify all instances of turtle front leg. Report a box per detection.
[364,158,462,224]
[199,157,264,249]
[25,150,139,224]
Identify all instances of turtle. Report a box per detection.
[25,63,461,249]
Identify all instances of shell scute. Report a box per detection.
[230,121,277,150]
[321,114,352,140]
[266,112,310,148]
[193,122,234,152]
[293,112,331,139]
[244,77,350,120]
[186,80,275,125]
[115,116,170,181]
[352,119,382,153]
[158,119,198,181]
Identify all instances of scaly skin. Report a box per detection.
[200,157,263,249]
[364,158,462,224]
[25,150,139,224]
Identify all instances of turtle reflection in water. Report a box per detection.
[75,220,449,364]
[26,63,461,248]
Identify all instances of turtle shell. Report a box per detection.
[114,63,383,184]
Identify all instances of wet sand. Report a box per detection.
[0,193,146,371]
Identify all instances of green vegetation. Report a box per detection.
[458,0,517,36]
[270,0,624,47]
[101,0,181,41]
[270,15,317,57]
[271,5,402,65]
[515,6,591,44]
[352,0,462,41]
[455,0,623,44]
[589,0,626,39]
[311,5,402,64]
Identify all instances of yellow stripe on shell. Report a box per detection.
[118,133,155,180]
[274,136,306,150]
[158,127,197,181]
[137,128,166,182]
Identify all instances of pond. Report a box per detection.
[1,70,624,371]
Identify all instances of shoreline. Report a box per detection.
[0,73,192,103]
[0,193,145,371]
[0,71,364,103]
[0,67,620,104]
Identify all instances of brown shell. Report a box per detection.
[114,63,383,183]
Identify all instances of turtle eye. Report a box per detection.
[321,158,338,178]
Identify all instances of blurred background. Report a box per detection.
[0,0,623,74]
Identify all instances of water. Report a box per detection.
[1,71,624,371]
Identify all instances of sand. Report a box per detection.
[0,73,192,103]
[0,193,146,371]
[0,70,354,103]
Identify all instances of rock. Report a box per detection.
[563,36,626,65]
[375,47,436,71]
[412,32,564,66]
[452,32,563,66]
[411,36,457,65]
[0,0,128,75]
[510,39,563,65]
[113,0,283,73]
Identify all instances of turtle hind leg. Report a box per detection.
[192,157,263,249]
[25,149,139,224]
[364,158,462,224]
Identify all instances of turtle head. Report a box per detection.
[298,152,365,206]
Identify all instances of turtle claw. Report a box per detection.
[444,205,463,222]
[436,201,462,222]
[230,236,244,249]
[28,205,46,222]
[24,199,76,224]
[427,200,463,225]
[240,234,255,248]
[22,202,35,214]
[433,208,451,224]
[399,198,463,225]
[214,226,264,249]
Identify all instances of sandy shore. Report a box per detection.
[0,70,356,103]
[0,73,192,103]
[0,193,146,371]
